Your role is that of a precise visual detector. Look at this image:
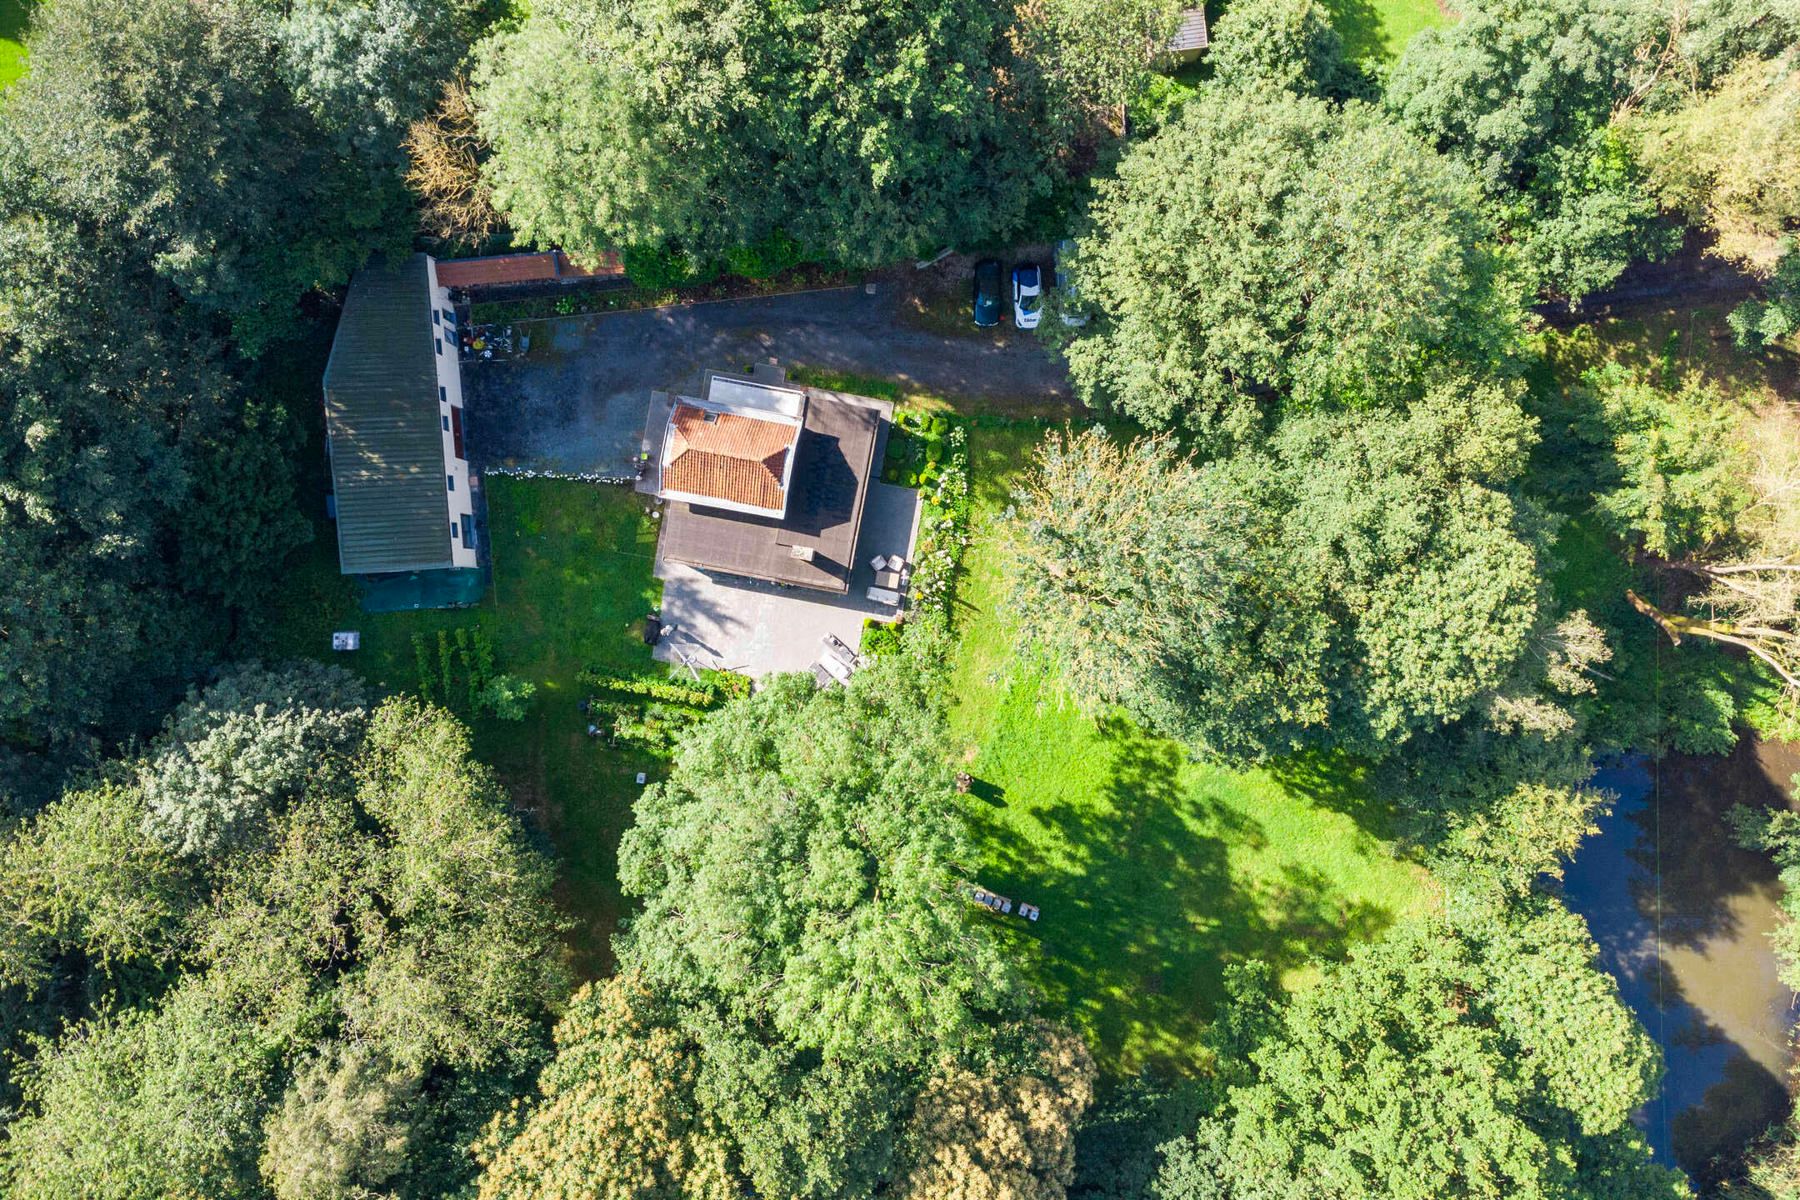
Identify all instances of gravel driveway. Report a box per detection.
[463,285,1072,474]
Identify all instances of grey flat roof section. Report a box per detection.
[657,390,887,592]
[323,255,454,575]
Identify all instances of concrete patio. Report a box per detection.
[653,480,922,678]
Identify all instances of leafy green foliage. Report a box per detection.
[344,698,571,1071]
[1378,609,1615,910]
[413,626,533,719]
[603,660,1023,1197]
[1581,364,1755,558]
[0,220,239,750]
[1630,51,1800,269]
[0,693,569,1198]
[278,0,470,170]
[1386,0,1672,300]
[1156,905,1688,1200]
[475,0,1060,268]
[0,782,196,994]
[480,675,538,721]
[0,0,470,755]
[1062,87,1515,439]
[1208,0,1354,98]
[1005,383,1548,761]
[617,669,1016,1067]
[1012,0,1184,136]
[2,0,413,350]
[1730,241,1800,350]
[5,983,278,1200]
[576,669,722,710]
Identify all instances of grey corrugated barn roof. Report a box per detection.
[323,255,452,575]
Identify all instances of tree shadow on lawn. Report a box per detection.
[964,713,1400,1077]
[1320,0,1390,61]
[1264,751,1402,853]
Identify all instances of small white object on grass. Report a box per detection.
[636,772,647,785]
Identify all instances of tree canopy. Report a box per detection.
[1005,382,1549,761]
[0,0,418,350]
[475,650,1069,1200]
[1386,0,1673,301]
[0,673,569,1199]
[1207,0,1351,98]
[474,0,1059,269]
[1060,86,1515,440]
[1156,905,1686,1200]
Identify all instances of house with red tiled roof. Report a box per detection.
[647,368,889,594]
[657,381,804,518]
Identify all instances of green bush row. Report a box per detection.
[577,668,722,710]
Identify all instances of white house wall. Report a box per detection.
[428,258,478,569]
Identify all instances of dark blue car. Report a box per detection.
[972,259,1002,328]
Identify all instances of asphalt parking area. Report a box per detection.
[462,286,1071,476]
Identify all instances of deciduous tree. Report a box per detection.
[612,661,1026,1198]
[407,79,502,251]
[1630,51,1800,269]
[617,669,1014,1066]
[139,662,369,859]
[1061,88,1513,439]
[2,0,412,351]
[474,0,1058,269]
[260,1042,422,1200]
[895,1023,1096,1200]
[1156,906,1688,1200]
[0,782,194,993]
[1006,384,1548,761]
[1386,0,1673,300]
[475,973,736,1200]
[1208,0,1349,98]
[3,983,277,1200]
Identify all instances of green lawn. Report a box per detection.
[0,0,29,93]
[1321,0,1448,62]
[260,476,664,976]
[946,424,1433,1077]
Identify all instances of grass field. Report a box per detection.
[946,424,1433,1077]
[0,0,29,93]
[260,476,664,975]
[1322,0,1448,62]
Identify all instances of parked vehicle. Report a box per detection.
[972,258,1002,328]
[1012,262,1043,330]
[1054,239,1089,327]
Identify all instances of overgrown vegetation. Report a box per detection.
[3,0,1798,1192]
[0,669,569,1198]
[260,476,665,973]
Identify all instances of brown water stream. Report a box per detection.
[1562,738,1800,1192]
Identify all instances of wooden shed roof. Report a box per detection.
[1170,6,1209,51]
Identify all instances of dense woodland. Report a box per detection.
[0,0,1797,1196]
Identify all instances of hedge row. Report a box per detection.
[578,669,720,709]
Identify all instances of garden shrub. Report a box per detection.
[577,669,717,709]
[479,674,537,721]
[723,230,807,279]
